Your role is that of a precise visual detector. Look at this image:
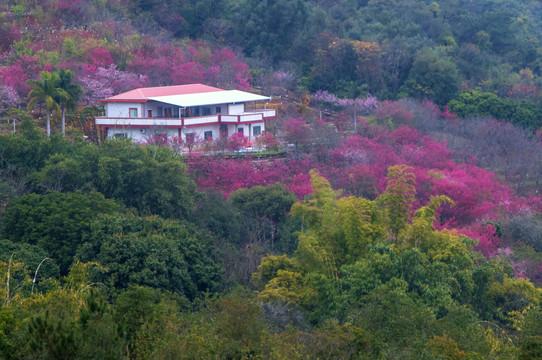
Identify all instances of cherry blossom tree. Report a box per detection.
[228,132,248,152]
[80,64,148,103]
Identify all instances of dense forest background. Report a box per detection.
[3,0,542,109]
[1,0,542,359]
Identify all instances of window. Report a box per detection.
[114,133,126,138]
[157,107,163,117]
[203,107,211,116]
[193,107,200,116]
[173,107,179,117]
[253,126,261,136]
[147,110,152,118]
[204,131,213,140]
[129,108,138,118]
[216,106,221,114]
[238,127,244,134]
[165,108,172,117]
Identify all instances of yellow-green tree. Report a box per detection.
[379,164,416,241]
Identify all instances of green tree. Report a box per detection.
[0,240,60,283]
[0,191,119,274]
[195,191,242,246]
[27,71,67,137]
[400,47,460,105]
[114,286,173,359]
[229,183,297,251]
[56,69,83,135]
[447,89,540,128]
[0,126,199,221]
[229,183,296,225]
[77,214,222,298]
[95,140,197,220]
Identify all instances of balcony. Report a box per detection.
[96,109,276,128]
[248,109,276,118]
[95,117,184,128]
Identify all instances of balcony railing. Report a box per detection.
[246,109,276,118]
[96,109,276,127]
[183,115,220,126]
[95,117,183,127]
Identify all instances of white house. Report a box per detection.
[95,83,275,143]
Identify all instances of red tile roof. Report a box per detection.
[102,84,223,102]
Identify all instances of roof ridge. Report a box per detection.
[139,83,206,91]
[137,88,145,99]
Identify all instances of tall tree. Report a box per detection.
[56,69,83,135]
[379,164,416,241]
[27,71,66,136]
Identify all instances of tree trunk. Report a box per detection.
[46,110,51,136]
[61,106,65,135]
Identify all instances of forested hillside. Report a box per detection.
[2,0,542,109]
[1,1,542,359]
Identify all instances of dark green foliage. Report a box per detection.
[0,240,59,281]
[227,0,310,64]
[1,191,119,274]
[0,118,50,175]
[28,311,78,360]
[229,183,296,225]
[77,214,222,298]
[77,292,125,360]
[520,336,542,360]
[519,307,542,359]
[0,119,198,221]
[352,278,437,357]
[448,89,541,128]
[229,183,297,252]
[400,47,461,106]
[522,305,542,338]
[93,140,198,220]
[194,191,242,246]
[114,286,170,359]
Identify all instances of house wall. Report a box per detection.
[107,127,180,143]
[180,121,265,142]
[104,120,265,145]
[181,124,218,142]
[106,103,144,118]
[228,104,245,115]
[235,122,265,142]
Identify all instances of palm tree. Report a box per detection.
[56,69,83,135]
[27,71,66,136]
